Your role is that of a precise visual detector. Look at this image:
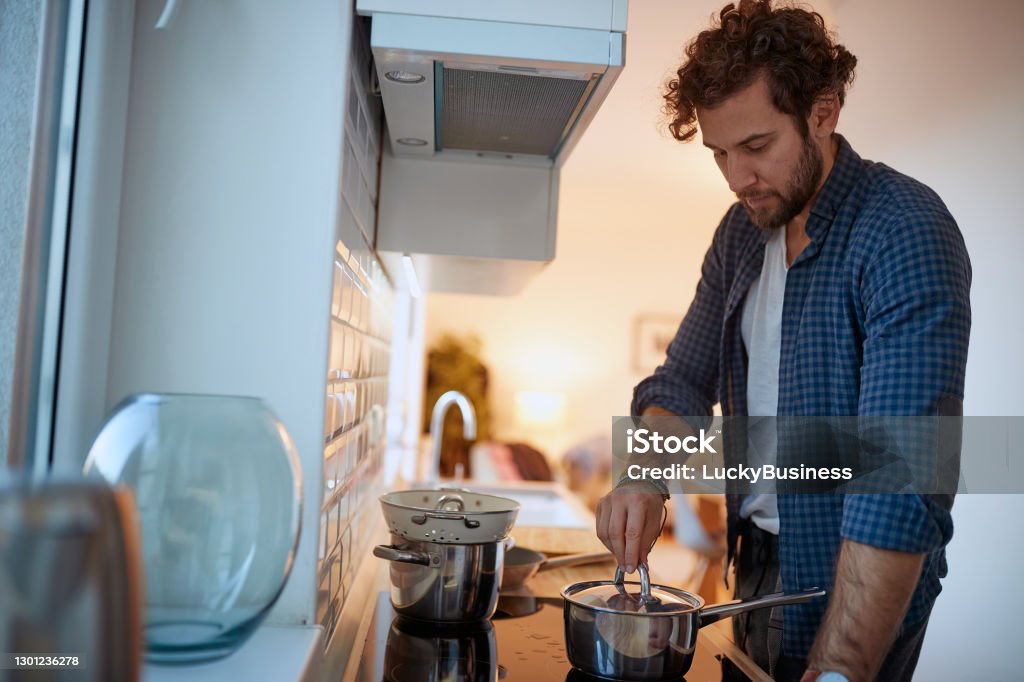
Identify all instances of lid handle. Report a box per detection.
[435,493,465,512]
[613,564,660,605]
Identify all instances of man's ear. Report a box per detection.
[808,92,840,140]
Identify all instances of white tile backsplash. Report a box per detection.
[316,17,389,647]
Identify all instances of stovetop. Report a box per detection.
[352,593,748,681]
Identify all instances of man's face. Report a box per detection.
[696,76,823,230]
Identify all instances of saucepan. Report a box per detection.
[501,546,614,591]
[561,565,825,681]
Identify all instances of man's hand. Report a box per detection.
[595,404,683,572]
[595,482,666,573]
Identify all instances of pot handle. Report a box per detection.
[699,587,826,627]
[373,544,434,566]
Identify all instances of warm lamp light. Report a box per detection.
[514,391,567,428]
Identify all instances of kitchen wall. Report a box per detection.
[99,0,351,629]
[831,1,1024,678]
[53,0,417,649]
[425,0,1024,676]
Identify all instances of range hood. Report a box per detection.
[356,1,627,295]
[356,0,626,166]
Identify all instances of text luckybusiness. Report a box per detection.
[625,463,854,482]
[623,428,853,482]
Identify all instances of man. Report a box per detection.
[595,2,971,681]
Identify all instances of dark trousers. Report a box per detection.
[721,521,930,682]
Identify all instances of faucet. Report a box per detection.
[427,390,477,485]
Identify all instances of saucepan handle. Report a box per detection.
[699,587,826,627]
[373,544,434,566]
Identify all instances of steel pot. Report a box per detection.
[561,565,825,681]
[373,534,511,622]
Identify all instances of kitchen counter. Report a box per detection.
[143,624,322,682]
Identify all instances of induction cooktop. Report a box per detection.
[352,593,749,681]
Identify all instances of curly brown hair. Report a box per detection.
[664,0,857,142]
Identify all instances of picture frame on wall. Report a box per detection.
[632,314,681,373]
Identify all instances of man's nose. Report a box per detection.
[725,156,757,194]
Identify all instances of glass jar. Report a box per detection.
[84,393,302,664]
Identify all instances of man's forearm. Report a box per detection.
[806,539,924,681]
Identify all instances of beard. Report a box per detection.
[739,136,823,230]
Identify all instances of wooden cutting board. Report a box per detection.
[511,526,607,556]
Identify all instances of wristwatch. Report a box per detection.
[615,474,670,501]
[817,673,850,682]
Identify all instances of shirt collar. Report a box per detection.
[806,133,863,239]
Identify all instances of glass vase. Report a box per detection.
[84,393,303,664]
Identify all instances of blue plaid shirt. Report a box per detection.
[632,135,971,657]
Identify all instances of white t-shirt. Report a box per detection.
[738,226,789,535]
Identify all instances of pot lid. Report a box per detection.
[561,565,702,615]
[379,488,520,543]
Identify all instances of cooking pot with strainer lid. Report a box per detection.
[374,488,520,622]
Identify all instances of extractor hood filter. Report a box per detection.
[440,67,597,157]
[360,3,626,164]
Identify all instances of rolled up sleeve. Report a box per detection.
[841,493,953,553]
[847,206,971,553]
